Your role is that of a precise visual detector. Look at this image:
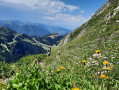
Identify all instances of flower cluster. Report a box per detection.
[72,87,80,90]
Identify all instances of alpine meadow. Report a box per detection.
[0,0,119,90]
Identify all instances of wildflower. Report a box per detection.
[61,67,65,70]
[117,62,119,64]
[96,50,100,53]
[93,54,102,58]
[105,67,110,70]
[92,75,95,77]
[33,58,36,59]
[82,60,86,63]
[105,76,109,80]
[103,61,109,65]
[38,60,42,63]
[72,87,80,90]
[57,69,60,72]
[100,74,105,78]
[108,48,110,50]
[67,68,70,70]
[111,65,113,68]
[111,57,115,59]
[102,66,106,70]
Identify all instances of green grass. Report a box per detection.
[1,0,119,89]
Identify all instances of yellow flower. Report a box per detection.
[96,50,100,53]
[72,87,80,90]
[82,60,86,63]
[105,76,109,80]
[108,48,110,50]
[92,75,95,77]
[61,67,65,70]
[105,67,110,70]
[67,68,70,70]
[103,61,109,65]
[111,65,113,68]
[57,69,60,72]
[100,74,105,78]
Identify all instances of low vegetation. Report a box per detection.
[0,0,119,89]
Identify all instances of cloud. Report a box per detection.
[43,17,55,20]
[80,10,84,14]
[43,13,88,23]
[0,0,87,29]
[0,0,80,15]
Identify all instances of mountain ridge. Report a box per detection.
[0,26,65,63]
[0,26,46,62]
[0,20,71,36]
[60,0,119,45]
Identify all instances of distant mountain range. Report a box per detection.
[0,27,64,63]
[0,20,71,36]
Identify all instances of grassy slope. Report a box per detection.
[51,0,119,66]
[50,0,119,89]
[1,0,119,89]
[52,0,119,60]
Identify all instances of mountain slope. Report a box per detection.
[1,0,119,89]
[49,0,119,89]
[0,27,65,63]
[32,33,65,46]
[0,20,71,36]
[0,27,46,63]
[52,0,119,65]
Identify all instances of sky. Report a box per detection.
[0,0,107,30]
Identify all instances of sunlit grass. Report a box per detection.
[1,0,119,89]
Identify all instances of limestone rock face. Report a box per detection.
[63,34,70,45]
[92,1,110,18]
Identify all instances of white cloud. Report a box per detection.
[0,0,87,29]
[43,17,55,20]
[66,5,79,11]
[0,0,80,15]
[80,10,84,14]
[43,13,88,23]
